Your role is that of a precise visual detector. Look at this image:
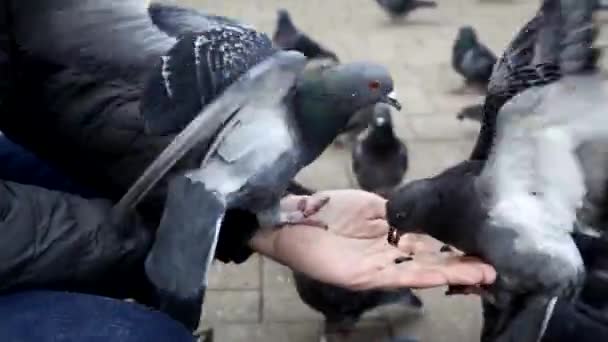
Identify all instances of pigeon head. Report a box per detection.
[363,103,399,148]
[294,62,401,160]
[387,160,485,248]
[386,179,439,235]
[456,26,478,49]
[298,61,401,113]
[371,103,393,129]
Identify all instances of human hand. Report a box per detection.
[249,189,496,291]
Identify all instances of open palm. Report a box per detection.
[250,189,496,291]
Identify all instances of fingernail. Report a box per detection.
[394,256,413,264]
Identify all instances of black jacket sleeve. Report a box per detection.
[213,181,316,264]
[0,179,154,301]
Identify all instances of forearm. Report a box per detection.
[0,180,152,295]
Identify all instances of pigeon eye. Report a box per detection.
[369,80,381,90]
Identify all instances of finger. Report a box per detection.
[396,233,445,254]
[362,193,388,219]
[374,255,496,289]
[342,219,390,238]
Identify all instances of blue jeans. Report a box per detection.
[0,290,196,342]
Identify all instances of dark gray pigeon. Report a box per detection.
[375,0,437,19]
[12,0,402,330]
[352,103,408,197]
[273,9,339,62]
[456,103,484,122]
[294,271,422,340]
[386,0,605,341]
[452,26,497,89]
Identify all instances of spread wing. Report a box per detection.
[471,0,599,162]
[139,51,306,328]
[113,50,307,219]
[147,2,248,37]
[477,0,599,225]
[10,0,176,82]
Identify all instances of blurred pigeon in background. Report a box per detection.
[375,0,438,19]
[387,0,604,341]
[294,271,422,341]
[352,103,408,197]
[273,9,339,62]
[452,26,497,90]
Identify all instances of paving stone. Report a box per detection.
[408,114,480,140]
[208,255,261,290]
[201,290,260,324]
[324,320,393,342]
[388,287,483,342]
[213,323,321,342]
[404,140,473,181]
[262,258,323,321]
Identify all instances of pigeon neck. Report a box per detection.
[423,176,486,254]
[363,125,399,151]
[294,95,352,165]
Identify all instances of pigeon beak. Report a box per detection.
[382,91,402,111]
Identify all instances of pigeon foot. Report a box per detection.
[279,195,330,229]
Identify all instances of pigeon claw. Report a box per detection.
[297,195,331,217]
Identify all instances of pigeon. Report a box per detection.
[272,9,339,62]
[10,0,402,330]
[375,0,438,19]
[133,54,403,328]
[386,0,604,341]
[293,271,423,340]
[452,26,497,89]
[352,103,408,197]
[456,103,484,122]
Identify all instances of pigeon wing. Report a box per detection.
[147,2,246,37]
[10,0,176,82]
[138,51,307,328]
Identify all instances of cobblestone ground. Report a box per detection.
[164,0,608,341]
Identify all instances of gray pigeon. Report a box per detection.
[452,26,497,89]
[132,55,402,329]
[375,0,438,19]
[352,103,408,197]
[294,271,422,340]
[272,9,339,62]
[386,0,605,341]
[12,0,401,330]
